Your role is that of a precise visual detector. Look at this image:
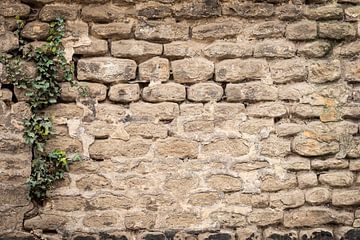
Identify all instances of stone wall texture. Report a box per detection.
[1,0,360,239]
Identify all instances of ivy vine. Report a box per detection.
[1,17,81,204]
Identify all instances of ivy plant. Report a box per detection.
[1,17,81,204]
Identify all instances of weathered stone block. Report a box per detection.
[90,138,152,159]
[270,189,305,209]
[60,82,107,102]
[77,57,137,83]
[261,135,291,157]
[109,83,140,103]
[254,39,296,58]
[298,40,331,58]
[187,82,223,102]
[173,0,221,19]
[246,102,287,118]
[215,59,268,82]
[203,41,253,59]
[135,20,189,42]
[344,60,360,82]
[319,171,354,187]
[39,4,80,21]
[261,174,297,192]
[297,172,318,189]
[248,208,283,226]
[206,174,243,192]
[83,212,118,228]
[203,139,249,157]
[137,2,172,19]
[0,32,19,53]
[74,37,108,56]
[226,82,278,102]
[319,22,356,39]
[308,60,341,83]
[286,21,317,40]
[222,2,274,18]
[91,22,133,39]
[345,6,360,21]
[192,20,242,40]
[142,83,185,102]
[0,3,30,17]
[164,41,204,58]
[292,132,339,157]
[130,102,179,120]
[82,4,125,23]
[188,192,221,206]
[305,187,331,205]
[139,57,170,82]
[111,40,163,59]
[252,21,285,39]
[125,122,168,139]
[332,190,360,206]
[155,137,198,159]
[172,57,214,83]
[21,21,49,40]
[304,5,344,20]
[124,212,156,230]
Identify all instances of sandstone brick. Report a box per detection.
[188,192,221,206]
[334,40,360,57]
[142,83,185,102]
[139,57,170,82]
[164,41,204,58]
[184,119,213,132]
[286,21,317,40]
[278,83,313,101]
[125,122,168,139]
[0,3,30,17]
[332,189,360,206]
[172,57,214,83]
[135,20,189,42]
[222,2,274,18]
[344,60,360,82]
[137,2,172,19]
[164,212,200,229]
[60,82,107,102]
[130,102,179,120]
[261,174,297,192]
[108,83,139,103]
[311,158,349,170]
[277,4,302,21]
[155,137,198,159]
[47,196,86,212]
[210,212,247,228]
[84,121,126,139]
[319,22,356,39]
[173,0,221,19]
[203,139,249,157]
[82,4,125,23]
[305,187,331,205]
[90,138,152,159]
[83,212,118,228]
[297,172,318,189]
[226,82,278,102]
[203,41,253,59]
[304,5,344,20]
[246,102,287,118]
[319,171,354,187]
[270,189,305,209]
[283,156,311,171]
[308,60,341,83]
[261,135,291,157]
[215,59,268,82]
[187,82,223,102]
[95,103,127,123]
[271,59,308,84]
[291,104,323,118]
[124,212,156,230]
[350,160,360,171]
[24,214,68,231]
[284,207,353,228]
[111,40,163,59]
[74,37,108,56]
[276,123,303,137]
[254,39,296,58]
[39,4,80,21]
[292,132,339,157]
[251,21,285,39]
[206,174,243,192]
[298,40,331,58]
[0,32,19,53]
[43,103,83,120]
[345,6,360,21]
[192,20,242,40]
[21,21,49,40]
[248,208,282,226]
[209,102,245,120]
[236,119,272,136]
[77,57,137,83]
[91,22,133,39]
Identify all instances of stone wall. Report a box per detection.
[1,0,360,239]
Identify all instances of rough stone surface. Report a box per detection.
[2,0,360,238]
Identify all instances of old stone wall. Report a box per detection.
[1,0,360,239]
